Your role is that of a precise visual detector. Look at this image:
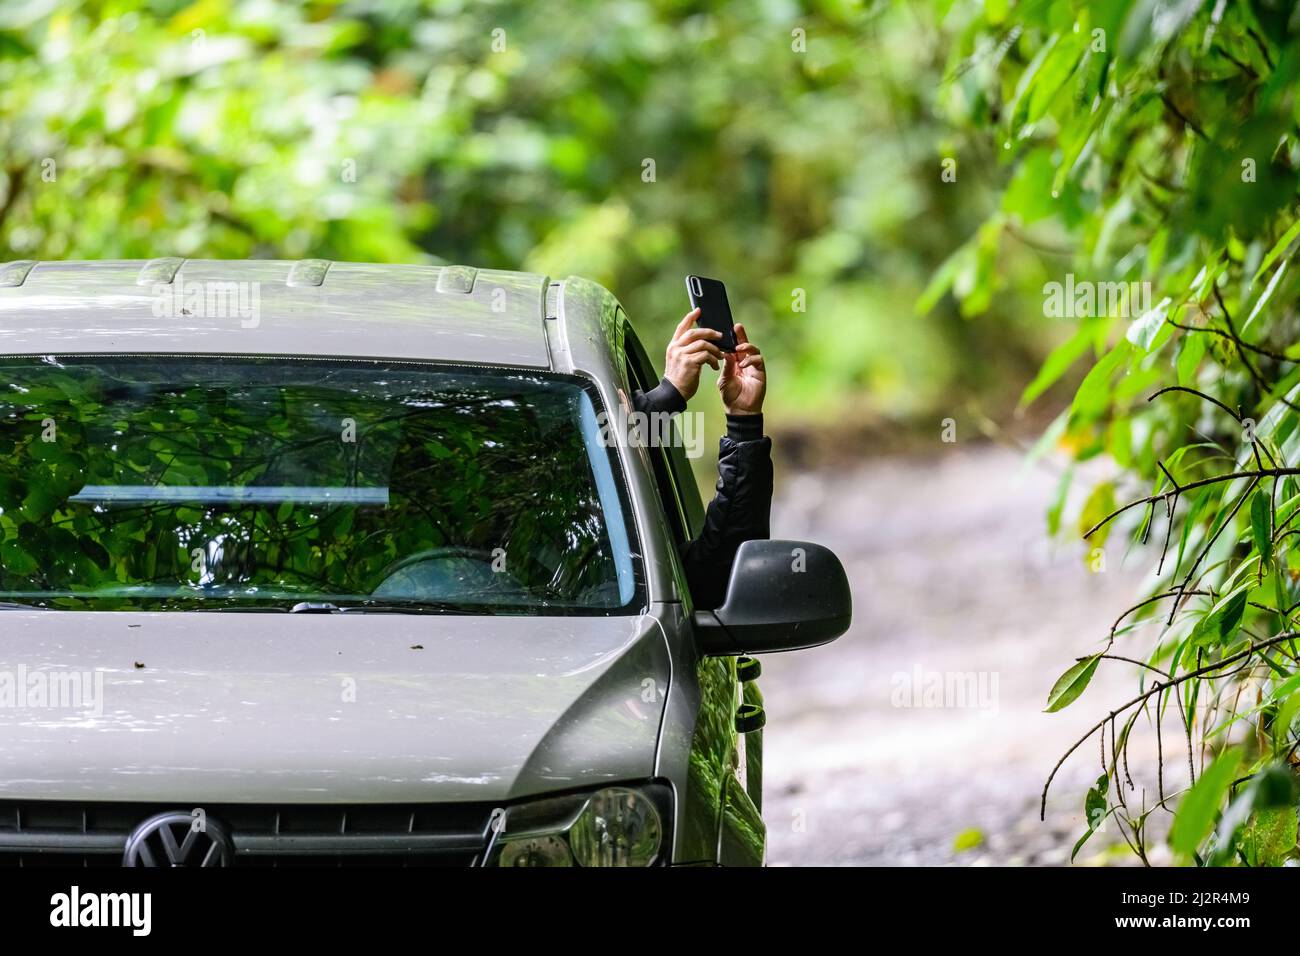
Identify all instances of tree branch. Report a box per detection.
[1041,631,1300,819]
[1082,468,1300,539]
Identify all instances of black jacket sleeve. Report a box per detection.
[631,377,687,416]
[682,413,773,610]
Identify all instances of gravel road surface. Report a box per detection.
[760,445,1169,866]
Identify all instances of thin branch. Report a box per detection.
[1041,631,1300,820]
[1087,653,1172,679]
[1167,476,1258,625]
[1173,681,1196,790]
[1105,588,1211,648]
[1158,494,1179,575]
[1083,469,1297,539]
[1161,92,1210,140]
[1003,223,1074,257]
[1155,690,1165,803]
[1166,316,1293,363]
[1147,385,1241,423]
[1157,460,1182,490]
[1246,27,1275,71]
[1214,285,1300,414]
[1210,43,1258,79]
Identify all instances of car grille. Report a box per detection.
[0,800,497,867]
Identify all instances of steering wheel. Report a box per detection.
[372,545,519,600]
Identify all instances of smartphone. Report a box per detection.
[686,275,737,352]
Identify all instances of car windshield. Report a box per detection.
[0,357,640,613]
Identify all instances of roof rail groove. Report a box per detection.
[435,265,477,294]
[136,257,186,286]
[0,261,38,288]
[286,259,332,288]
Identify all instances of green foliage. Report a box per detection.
[1170,748,1240,860]
[1071,772,1110,861]
[1212,762,1298,865]
[0,0,1056,437]
[938,0,1300,864]
[952,827,985,851]
[1043,653,1099,712]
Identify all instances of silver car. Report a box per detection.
[0,258,850,867]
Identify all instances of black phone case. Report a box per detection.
[686,275,737,352]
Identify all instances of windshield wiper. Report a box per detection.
[335,601,480,615]
[202,601,477,615]
[288,602,342,614]
[198,605,291,612]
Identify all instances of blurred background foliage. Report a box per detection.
[0,0,1059,450]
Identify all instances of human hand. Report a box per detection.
[663,307,724,401]
[717,322,765,415]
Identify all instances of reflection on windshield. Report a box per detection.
[0,358,640,614]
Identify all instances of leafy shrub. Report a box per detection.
[932,0,1300,865]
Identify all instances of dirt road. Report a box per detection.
[760,445,1164,866]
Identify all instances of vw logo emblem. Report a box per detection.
[122,810,235,867]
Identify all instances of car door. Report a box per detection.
[621,315,765,865]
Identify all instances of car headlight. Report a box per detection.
[483,783,672,867]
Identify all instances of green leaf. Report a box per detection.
[1085,772,1109,829]
[1170,748,1242,857]
[1174,486,1214,578]
[1211,763,1298,865]
[1077,480,1117,550]
[1047,465,1074,536]
[1069,827,1095,862]
[1071,773,1112,862]
[1026,35,1083,125]
[1045,654,1101,712]
[0,539,37,577]
[1004,149,1066,223]
[1251,489,1272,566]
[1022,410,1067,473]
[1251,218,1300,286]
[1071,342,1132,419]
[1021,320,1098,407]
[1125,297,1169,351]
[916,241,975,315]
[1243,256,1289,332]
[952,827,984,852]
[1275,692,1300,749]
[1242,806,1298,867]
[1188,587,1250,649]
[1007,35,1060,136]
[1176,332,1207,385]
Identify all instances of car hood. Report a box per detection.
[0,611,669,804]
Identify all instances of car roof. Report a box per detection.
[0,259,617,372]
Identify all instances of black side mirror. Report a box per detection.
[694,539,852,655]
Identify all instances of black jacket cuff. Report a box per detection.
[635,377,687,415]
[726,413,764,442]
